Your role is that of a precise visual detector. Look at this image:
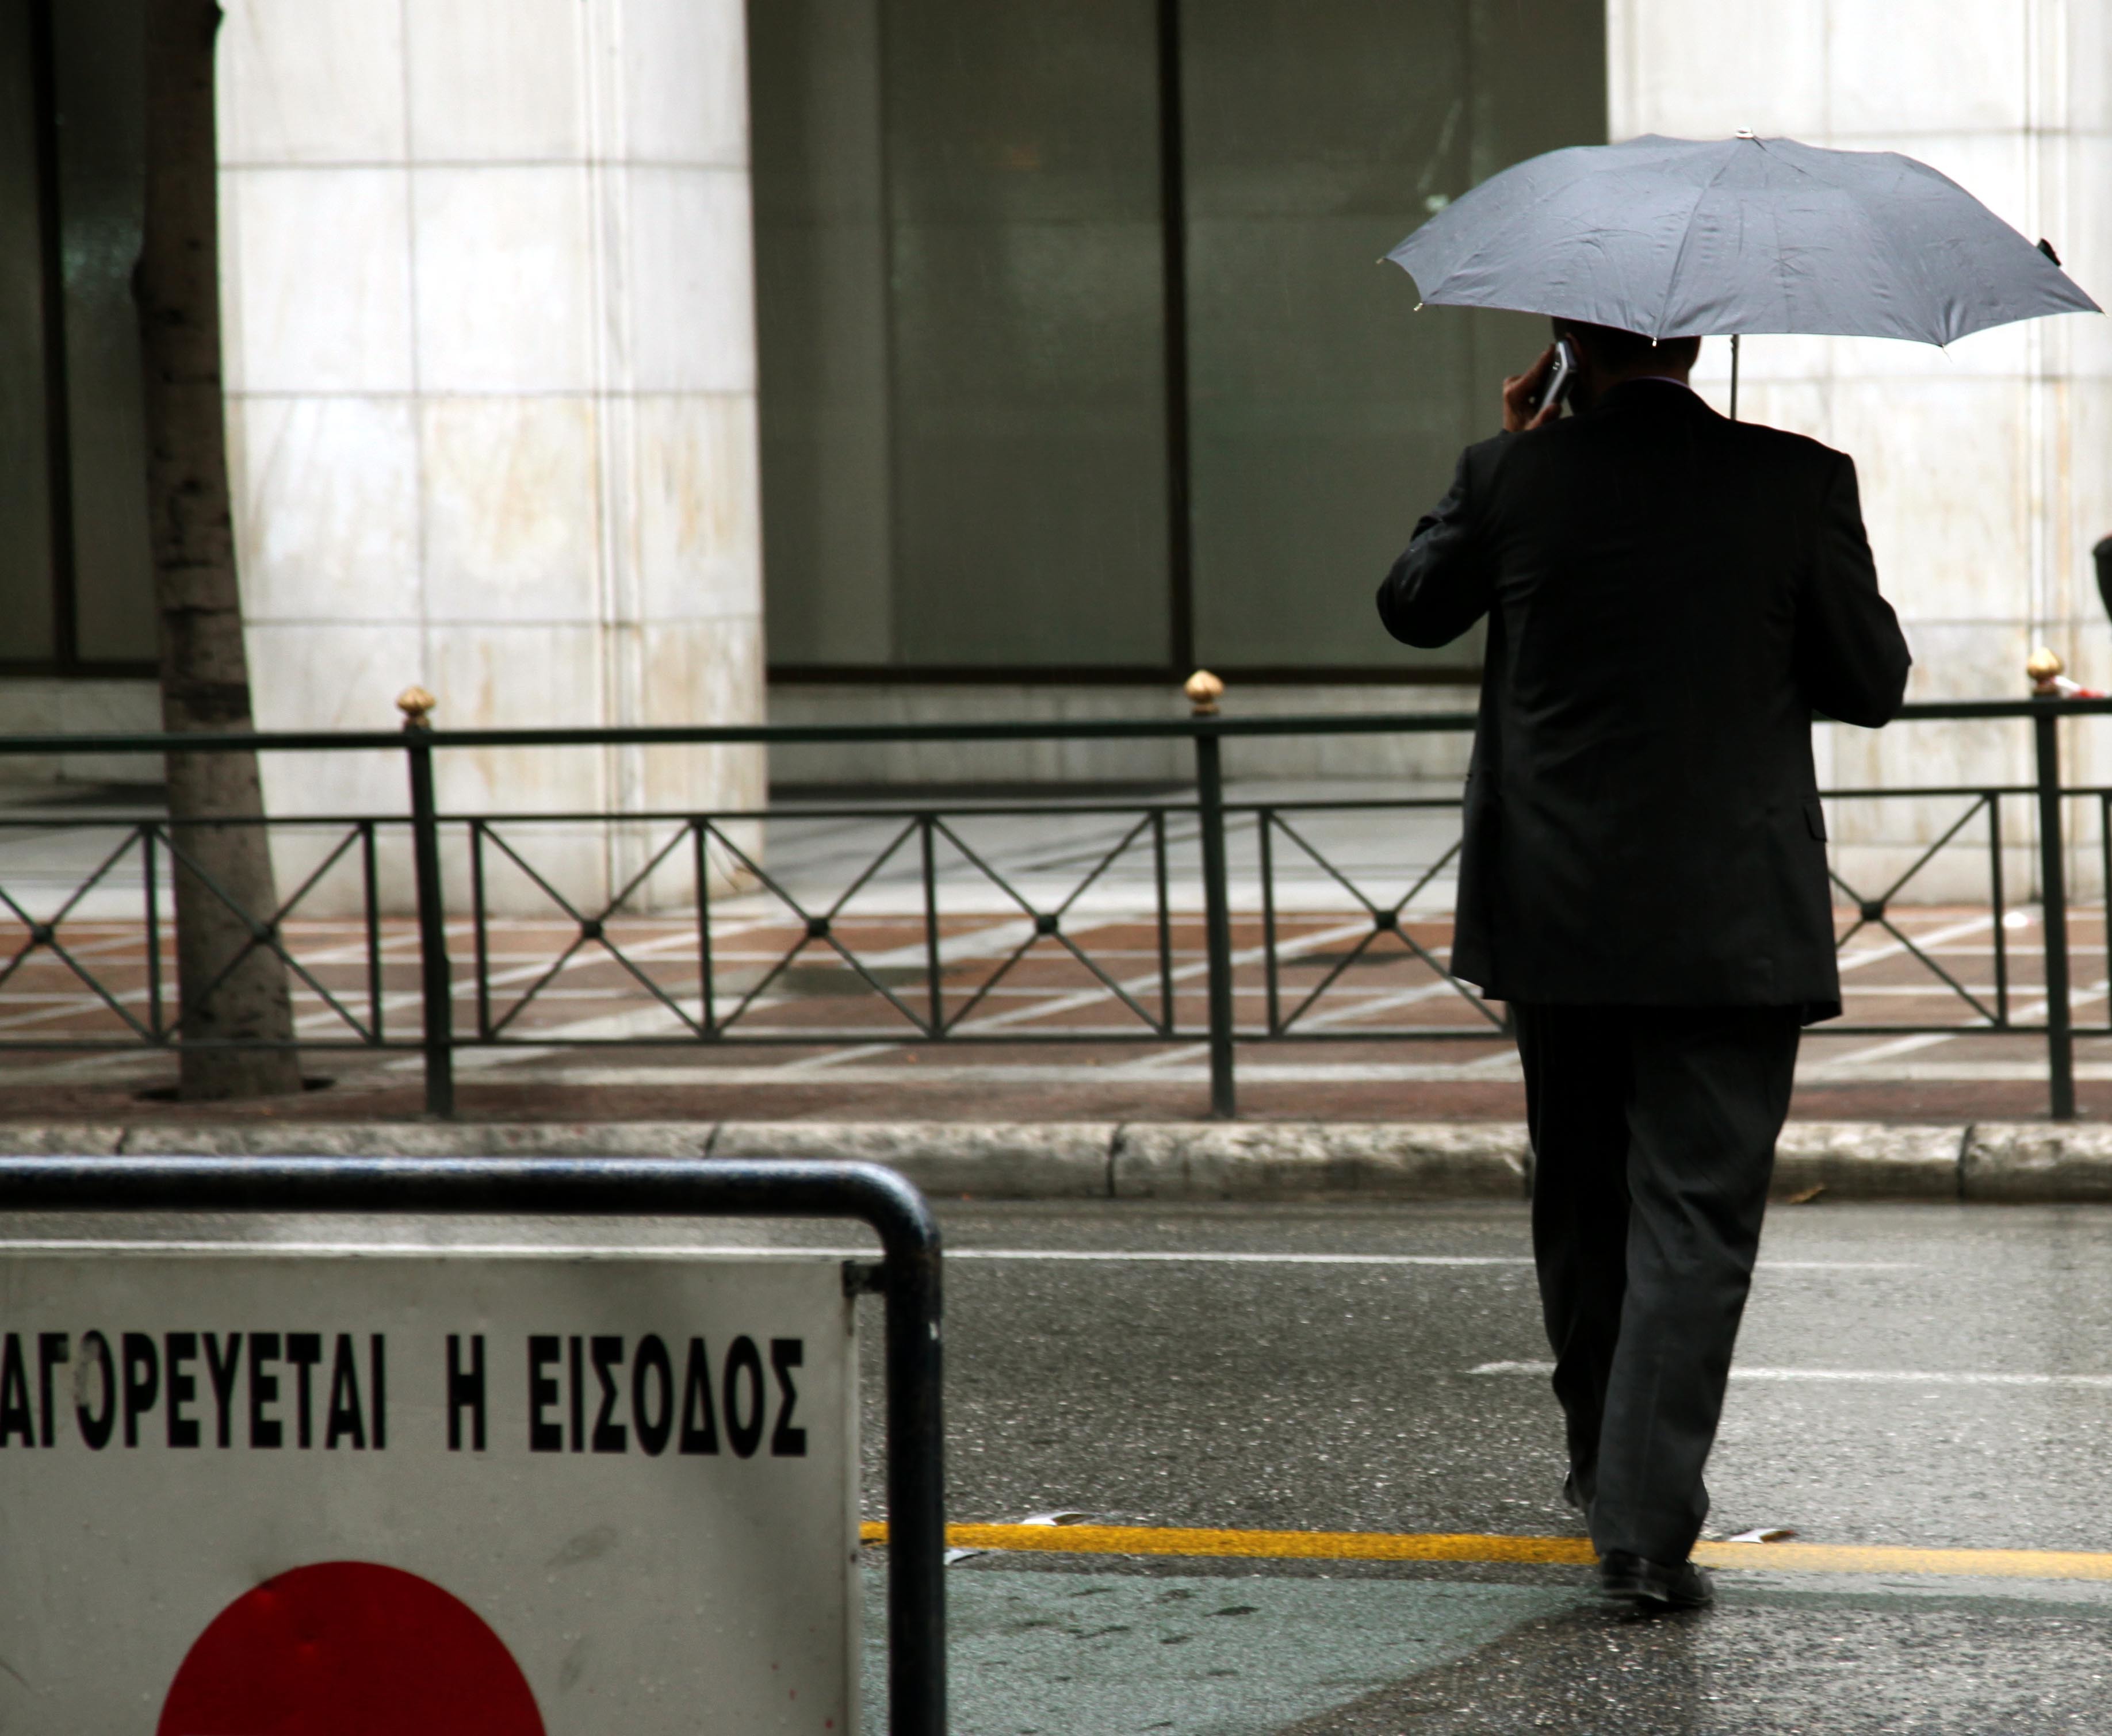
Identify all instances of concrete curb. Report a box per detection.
[1772,1122,1966,1201]
[1963,1124,2112,1202]
[7,1117,2112,1201]
[712,1122,1118,1200]
[1112,1122,1528,1201]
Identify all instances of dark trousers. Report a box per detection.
[1513,1002,1801,1566]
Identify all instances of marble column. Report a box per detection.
[1608,0,2112,900]
[217,0,766,913]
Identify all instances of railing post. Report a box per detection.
[1186,671,1236,1118]
[399,687,454,1118]
[2032,695,2075,1120]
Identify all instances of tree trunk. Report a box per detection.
[139,0,300,1100]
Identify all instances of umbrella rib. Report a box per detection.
[1654,146,1742,340]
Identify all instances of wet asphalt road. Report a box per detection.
[856,1200,2112,1734]
[910,1200,2112,1550]
[12,1198,2112,1731]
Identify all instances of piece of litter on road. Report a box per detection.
[1785,1183,1827,1205]
[946,1511,1092,1561]
[1725,1527,1800,1544]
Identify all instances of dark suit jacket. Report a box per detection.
[1378,379,1910,1017]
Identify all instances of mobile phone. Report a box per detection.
[1535,338,1578,416]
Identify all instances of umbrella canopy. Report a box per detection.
[1387,133,2099,345]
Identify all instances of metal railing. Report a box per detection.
[1,691,2106,1118]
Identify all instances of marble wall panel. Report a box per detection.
[632,392,762,622]
[247,622,423,827]
[1689,332,1835,392]
[2071,3,2112,132]
[621,0,750,167]
[1825,842,2022,909]
[221,167,414,395]
[1822,324,2036,385]
[246,621,423,738]
[623,167,759,394]
[1829,378,2030,633]
[2061,135,2112,377]
[1698,375,1832,444]
[230,396,420,624]
[404,0,586,163]
[221,0,406,164]
[1892,621,2038,710]
[1823,693,2031,822]
[411,166,595,394]
[213,0,766,915]
[1826,2,2028,135]
[419,396,602,623]
[426,622,607,813]
[637,616,765,740]
[623,615,767,905]
[1606,0,1827,140]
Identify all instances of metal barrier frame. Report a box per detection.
[0,1154,947,1736]
[0,695,2102,1119]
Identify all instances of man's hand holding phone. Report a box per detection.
[1503,340,1575,433]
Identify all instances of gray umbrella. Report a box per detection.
[1387,133,2099,347]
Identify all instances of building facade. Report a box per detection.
[0,0,2105,900]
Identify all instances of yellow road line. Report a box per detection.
[858,1522,2112,1580]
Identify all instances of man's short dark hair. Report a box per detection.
[1552,317,1701,373]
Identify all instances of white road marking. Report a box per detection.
[938,1252,1910,1270]
[0,1240,860,1259]
[1809,976,2112,1074]
[1472,1361,2112,1387]
[950,1250,1532,1266]
[1835,912,2001,975]
[762,914,1385,1074]
[0,1240,1938,1270]
[432,1061,1521,1087]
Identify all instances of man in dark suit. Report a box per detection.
[1378,319,1911,1608]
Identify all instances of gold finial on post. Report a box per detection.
[1184,669,1225,716]
[396,685,438,730]
[2027,647,2066,696]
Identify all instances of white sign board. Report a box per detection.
[0,1245,859,1734]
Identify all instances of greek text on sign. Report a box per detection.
[0,1246,859,1733]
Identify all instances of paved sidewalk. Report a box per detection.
[3,779,2100,1126]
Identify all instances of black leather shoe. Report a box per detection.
[1599,1549,1713,1610]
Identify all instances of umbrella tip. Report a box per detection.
[1736,128,1757,139]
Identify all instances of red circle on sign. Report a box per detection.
[158,1561,546,1736]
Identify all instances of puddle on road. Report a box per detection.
[859,1563,2112,1734]
[859,1566,1571,1735]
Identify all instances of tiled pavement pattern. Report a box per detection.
[0,787,2103,1124]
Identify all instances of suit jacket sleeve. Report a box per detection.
[1796,453,1911,727]
[1378,447,1496,649]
